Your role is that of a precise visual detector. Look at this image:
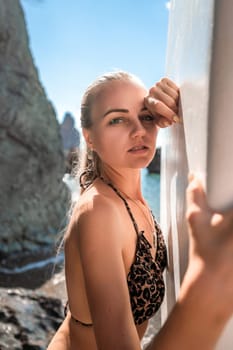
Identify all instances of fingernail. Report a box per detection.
[173,115,182,123]
[147,97,157,105]
[158,120,170,128]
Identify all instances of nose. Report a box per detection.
[130,119,146,138]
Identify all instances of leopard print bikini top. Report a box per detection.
[68,180,167,327]
[108,182,167,325]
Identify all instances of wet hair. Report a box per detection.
[73,70,146,191]
[56,71,145,259]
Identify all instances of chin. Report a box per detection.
[129,159,153,169]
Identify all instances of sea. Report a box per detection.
[141,168,160,221]
[64,168,160,220]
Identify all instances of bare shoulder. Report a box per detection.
[65,183,123,250]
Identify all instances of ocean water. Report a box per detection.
[63,169,161,220]
[141,168,160,222]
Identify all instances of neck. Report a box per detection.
[100,165,144,201]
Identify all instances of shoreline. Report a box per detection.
[0,253,64,289]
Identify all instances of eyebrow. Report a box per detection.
[103,107,148,117]
[103,108,129,117]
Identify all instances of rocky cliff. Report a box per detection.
[0,0,69,267]
[0,287,64,349]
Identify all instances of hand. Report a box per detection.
[144,77,181,128]
[186,174,233,312]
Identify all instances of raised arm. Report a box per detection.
[145,175,233,350]
[143,78,233,348]
[144,77,181,128]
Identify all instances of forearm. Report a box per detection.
[146,263,231,350]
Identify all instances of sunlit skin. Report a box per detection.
[47,79,165,350]
[47,76,233,350]
[83,80,160,200]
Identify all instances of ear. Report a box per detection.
[82,128,94,149]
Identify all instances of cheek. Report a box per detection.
[100,134,122,153]
[91,129,113,154]
[149,125,159,141]
[92,130,125,162]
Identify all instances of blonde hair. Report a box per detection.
[73,70,145,191]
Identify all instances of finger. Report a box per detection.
[211,211,233,251]
[152,82,179,102]
[144,97,181,124]
[160,77,179,92]
[186,175,207,210]
[213,207,233,232]
[148,87,178,113]
[155,116,172,128]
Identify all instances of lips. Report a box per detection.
[128,145,148,152]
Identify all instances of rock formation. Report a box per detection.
[0,287,64,350]
[147,147,161,173]
[0,0,69,266]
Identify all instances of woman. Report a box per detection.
[47,72,233,350]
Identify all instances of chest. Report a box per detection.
[120,204,157,275]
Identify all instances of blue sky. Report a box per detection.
[21,0,171,130]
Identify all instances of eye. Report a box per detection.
[108,117,126,125]
[140,114,156,123]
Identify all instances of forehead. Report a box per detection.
[92,80,147,119]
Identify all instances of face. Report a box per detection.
[84,79,159,171]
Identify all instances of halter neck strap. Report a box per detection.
[99,176,141,236]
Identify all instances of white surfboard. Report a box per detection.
[160,0,233,348]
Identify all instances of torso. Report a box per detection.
[47,178,167,350]
[104,180,167,326]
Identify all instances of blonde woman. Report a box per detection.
[48,71,233,350]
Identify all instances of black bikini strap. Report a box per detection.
[99,177,140,236]
[64,300,93,327]
[71,314,93,327]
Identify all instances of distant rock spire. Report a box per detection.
[0,0,69,268]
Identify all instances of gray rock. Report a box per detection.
[0,287,64,350]
[0,0,70,264]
